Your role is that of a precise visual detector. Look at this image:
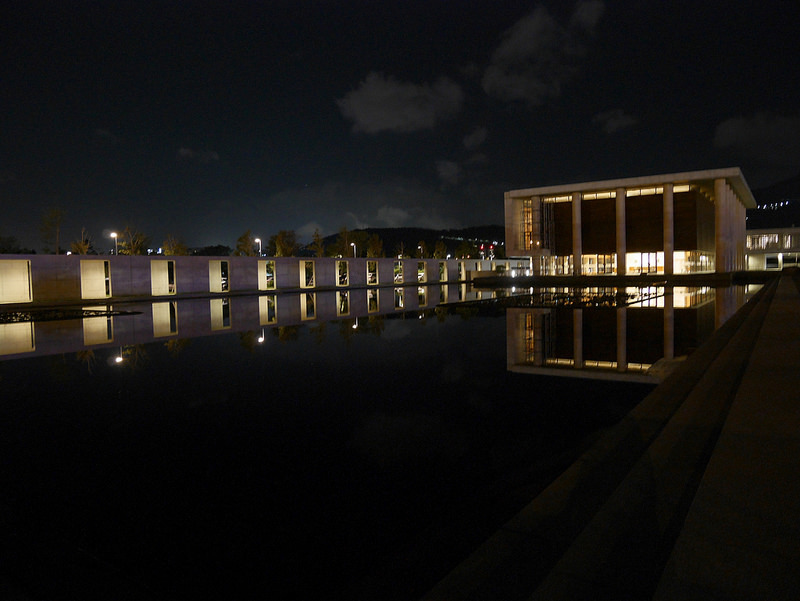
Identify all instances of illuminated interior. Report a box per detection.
[258,260,276,290]
[0,260,33,304]
[80,260,111,299]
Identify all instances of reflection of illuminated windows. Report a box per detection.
[337,260,349,286]
[210,298,231,330]
[259,295,277,325]
[152,301,178,337]
[0,322,35,355]
[418,286,427,307]
[367,261,378,285]
[394,287,404,309]
[439,284,447,303]
[0,260,33,304]
[337,290,350,316]
[301,292,316,320]
[367,289,379,313]
[258,260,276,290]
[83,305,113,344]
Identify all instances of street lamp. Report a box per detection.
[350,242,356,257]
[254,237,262,256]
[110,232,118,255]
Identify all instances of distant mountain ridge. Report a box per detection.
[308,225,505,257]
[748,173,800,229]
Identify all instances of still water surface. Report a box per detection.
[1,286,742,600]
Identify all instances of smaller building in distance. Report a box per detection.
[505,168,755,275]
[746,227,800,271]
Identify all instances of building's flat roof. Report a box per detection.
[507,167,756,208]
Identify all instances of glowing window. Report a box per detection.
[367,261,378,285]
[258,260,276,290]
[336,260,349,286]
[151,260,176,296]
[301,261,315,288]
[0,260,32,304]
[80,260,111,299]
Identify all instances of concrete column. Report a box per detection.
[663,184,674,275]
[663,288,674,360]
[616,187,626,275]
[714,178,727,273]
[616,307,627,372]
[573,309,583,369]
[533,311,544,366]
[572,192,582,275]
[504,192,517,256]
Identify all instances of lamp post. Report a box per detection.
[350,242,356,257]
[110,232,118,255]
[254,237,262,256]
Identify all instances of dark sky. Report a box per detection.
[2,0,799,251]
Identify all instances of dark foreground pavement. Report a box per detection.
[424,271,800,601]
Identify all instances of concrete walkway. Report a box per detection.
[423,271,799,600]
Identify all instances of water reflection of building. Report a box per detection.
[506,287,745,382]
[0,283,491,361]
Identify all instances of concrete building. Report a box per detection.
[0,254,526,308]
[745,226,800,270]
[505,168,756,276]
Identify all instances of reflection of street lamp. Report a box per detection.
[352,316,358,329]
[257,328,265,343]
[115,347,123,363]
[110,232,118,255]
[254,237,262,256]
[350,242,356,257]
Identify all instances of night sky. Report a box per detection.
[2,0,799,251]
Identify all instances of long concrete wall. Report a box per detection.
[0,255,519,307]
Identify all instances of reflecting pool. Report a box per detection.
[0,285,748,600]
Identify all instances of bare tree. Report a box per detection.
[269,230,298,257]
[234,229,257,256]
[118,226,151,255]
[163,234,189,256]
[70,227,93,254]
[310,228,325,257]
[40,207,65,254]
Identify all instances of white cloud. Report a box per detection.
[375,206,411,227]
[336,72,464,134]
[436,160,463,186]
[570,0,605,31]
[296,221,324,241]
[593,108,638,133]
[714,113,800,166]
[482,2,605,106]
[463,126,488,150]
